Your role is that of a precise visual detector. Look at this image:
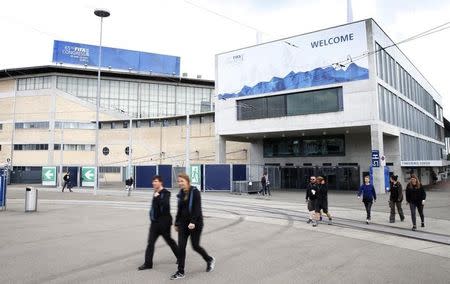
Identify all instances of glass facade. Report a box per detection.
[56,76,214,118]
[263,135,345,157]
[378,85,444,142]
[17,76,52,91]
[14,144,48,150]
[15,122,49,129]
[375,42,442,120]
[54,144,96,151]
[237,87,343,120]
[400,133,443,161]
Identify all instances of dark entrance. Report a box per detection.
[281,166,299,189]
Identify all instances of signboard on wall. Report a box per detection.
[81,167,96,187]
[42,166,57,186]
[371,150,380,168]
[189,165,202,190]
[52,40,180,76]
[216,21,369,99]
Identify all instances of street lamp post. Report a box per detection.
[185,113,190,175]
[94,9,110,195]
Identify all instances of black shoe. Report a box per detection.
[328,218,333,225]
[421,222,425,228]
[366,219,369,225]
[307,219,312,224]
[319,216,323,221]
[312,221,318,227]
[206,257,215,272]
[389,221,395,223]
[400,217,405,222]
[138,264,152,271]
[170,271,185,280]
[412,226,417,231]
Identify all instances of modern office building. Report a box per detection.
[215,18,448,192]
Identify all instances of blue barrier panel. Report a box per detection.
[157,165,172,189]
[0,173,6,208]
[232,164,247,181]
[52,40,180,76]
[205,164,231,191]
[135,166,157,189]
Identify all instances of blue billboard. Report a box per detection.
[52,40,180,76]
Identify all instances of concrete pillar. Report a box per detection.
[370,124,386,193]
[248,139,264,182]
[215,135,226,163]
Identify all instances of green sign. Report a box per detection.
[81,167,96,187]
[42,166,56,186]
[190,165,201,190]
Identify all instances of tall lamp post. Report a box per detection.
[94,9,110,195]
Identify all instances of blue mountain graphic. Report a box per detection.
[219,63,369,99]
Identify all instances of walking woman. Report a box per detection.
[313,176,332,227]
[405,174,426,231]
[170,173,215,280]
[358,176,377,224]
[389,175,405,223]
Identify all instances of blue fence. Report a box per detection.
[0,172,6,208]
[204,164,231,191]
[232,164,247,181]
[157,165,172,189]
[52,40,180,76]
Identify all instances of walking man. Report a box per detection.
[358,176,377,224]
[305,176,317,224]
[389,175,405,223]
[138,175,179,270]
[62,172,73,192]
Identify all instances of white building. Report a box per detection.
[215,19,447,192]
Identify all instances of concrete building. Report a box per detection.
[0,65,248,184]
[215,19,448,192]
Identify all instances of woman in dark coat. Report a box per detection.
[405,174,426,231]
[389,175,405,223]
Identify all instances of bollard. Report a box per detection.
[25,187,38,212]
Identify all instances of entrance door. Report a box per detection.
[337,166,360,191]
[281,167,299,189]
[317,166,337,190]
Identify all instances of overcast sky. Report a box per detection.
[1,0,449,116]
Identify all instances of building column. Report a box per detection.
[215,135,226,163]
[248,139,264,182]
[370,124,386,193]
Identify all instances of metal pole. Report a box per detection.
[185,113,190,174]
[59,122,64,189]
[128,117,132,179]
[94,16,104,195]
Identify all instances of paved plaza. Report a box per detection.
[1,184,450,283]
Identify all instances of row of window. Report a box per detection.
[15,121,95,130]
[13,144,95,151]
[99,167,121,173]
[56,76,214,118]
[100,115,214,129]
[400,133,443,161]
[378,85,444,141]
[53,144,96,151]
[17,76,52,91]
[375,42,442,120]
[237,87,343,120]
[263,135,345,157]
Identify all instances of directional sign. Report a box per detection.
[371,150,380,168]
[42,166,57,186]
[81,167,96,187]
[0,173,6,208]
[190,165,201,190]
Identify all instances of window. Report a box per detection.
[99,167,121,173]
[237,87,342,120]
[14,144,48,150]
[17,76,52,90]
[263,135,345,157]
[15,122,49,129]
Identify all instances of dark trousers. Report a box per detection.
[264,185,271,196]
[363,200,373,220]
[144,222,179,267]
[389,201,404,222]
[409,203,424,226]
[177,223,212,274]
[62,181,72,191]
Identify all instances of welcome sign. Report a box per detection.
[216,21,369,99]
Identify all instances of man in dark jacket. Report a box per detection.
[62,172,73,192]
[313,176,332,226]
[138,175,178,270]
[305,176,317,224]
[389,175,404,223]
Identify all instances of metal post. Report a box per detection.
[185,113,190,174]
[94,16,104,196]
[59,122,64,189]
[128,117,132,179]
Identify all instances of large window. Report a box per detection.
[237,87,342,120]
[15,122,49,129]
[400,133,443,161]
[17,76,52,90]
[14,144,48,150]
[263,135,345,157]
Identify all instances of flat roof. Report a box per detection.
[0,65,214,87]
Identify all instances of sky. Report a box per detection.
[0,0,449,116]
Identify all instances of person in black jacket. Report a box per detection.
[389,175,404,223]
[62,172,73,192]
[405,174,426,231]
[313,176,332,227]
[305,176,317,224]
[170,173,215,280]
[138,175,178,271]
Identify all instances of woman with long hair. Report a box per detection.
[170,173,215,280]
[405,174,426,231]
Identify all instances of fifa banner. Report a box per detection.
[52,40,180,76]
[216,21,369,99]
